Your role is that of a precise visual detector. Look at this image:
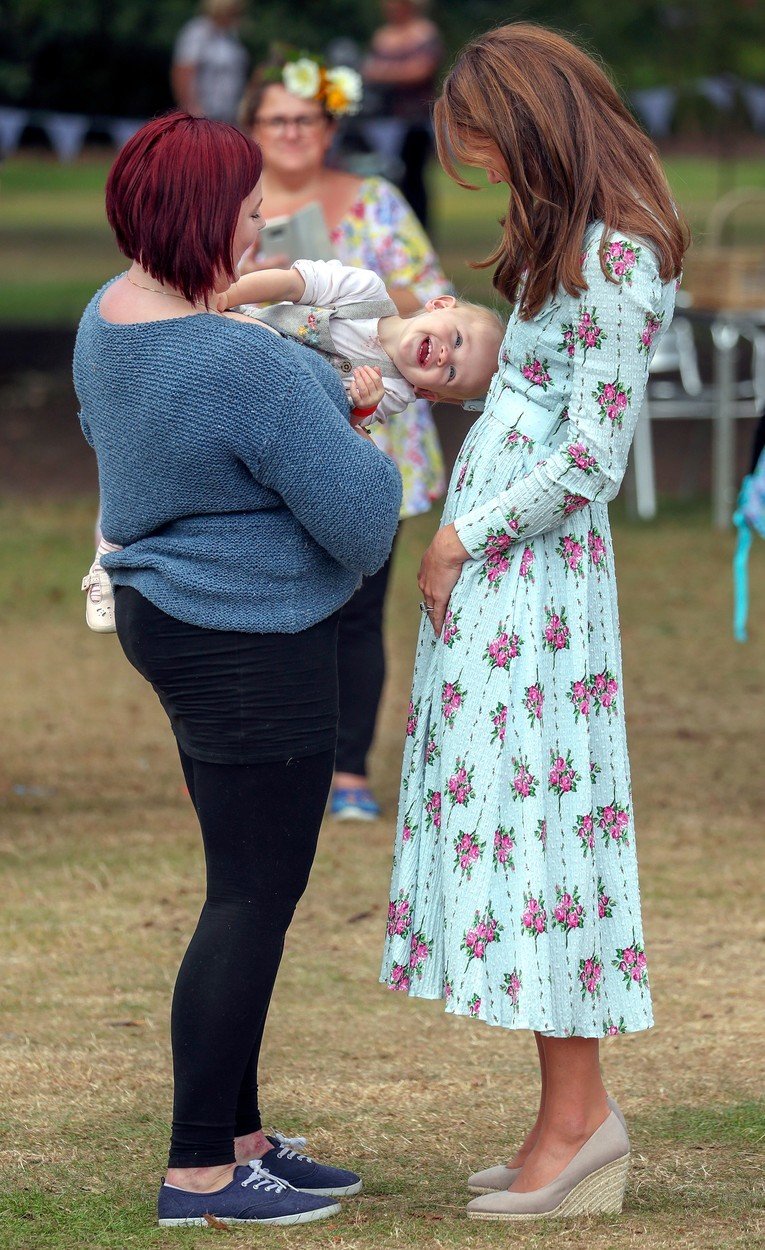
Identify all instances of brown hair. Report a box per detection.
[238,70,275,131]
[239,56,333,131]
[434,23,690,318]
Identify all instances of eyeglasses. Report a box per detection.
[254,115,326,133]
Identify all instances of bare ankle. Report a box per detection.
[507,1115,544,1168]
[164,1163,235,1193]
[234,1128,271,1163]
[544,1099,609,1145]
[333,771,368,789]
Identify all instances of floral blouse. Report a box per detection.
[330,176,447,518]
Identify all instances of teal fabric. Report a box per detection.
[381,225,676,1037]
[733,450,765,642]
[74,283,402,634]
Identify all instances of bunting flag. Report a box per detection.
[41,112,90,162]
[1,77,764,162]
[0,106,145,158]
[107,118,144,149]
[0,107,29,155]
[743,84,765,132]
[696,76,737,112]
[630,87,678,137]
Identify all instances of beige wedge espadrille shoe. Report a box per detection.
[467,1096,627,1195]
[466,1110,629,1220]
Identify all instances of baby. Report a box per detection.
[223,257,504,425]
[81,258,504,631]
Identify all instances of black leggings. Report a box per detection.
[335,539,397,777]
[169,747,334,1167]
[114,587,339,1168]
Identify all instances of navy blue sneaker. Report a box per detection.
[255,1131,363,1197]
[330,786,381,822]
[157,1162,340,1227]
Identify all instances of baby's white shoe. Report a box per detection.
[81,560,116,633]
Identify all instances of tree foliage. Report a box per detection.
[1,1,763,117]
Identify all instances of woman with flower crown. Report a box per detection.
[380,23,689,1222]
[238,50,447,823]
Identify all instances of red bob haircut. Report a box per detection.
[106,111,263,306]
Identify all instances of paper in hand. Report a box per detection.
[258,202,335,264]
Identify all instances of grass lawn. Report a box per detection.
[1,494,764,1249]
[2,151,765,322]
[1,144,764,1247]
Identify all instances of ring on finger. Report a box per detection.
[419,600,435,613]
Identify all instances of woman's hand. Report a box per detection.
[238,243,290,276]
[417,523,471,636]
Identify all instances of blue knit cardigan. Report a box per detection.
[74,285,402,633]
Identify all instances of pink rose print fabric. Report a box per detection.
[381,224,675,1036]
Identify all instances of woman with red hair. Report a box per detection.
[74,111,401,1228]
[381,23,688,1221]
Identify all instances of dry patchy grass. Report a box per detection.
[0,500,764,1249]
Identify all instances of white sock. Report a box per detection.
[96,538,122,560]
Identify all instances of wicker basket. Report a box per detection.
[682,247,765,312]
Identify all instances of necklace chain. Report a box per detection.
[126,274,196,303]
[126,273,188,300]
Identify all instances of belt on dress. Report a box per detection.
[484,382,569,447]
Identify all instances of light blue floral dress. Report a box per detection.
[380,224,676,1037]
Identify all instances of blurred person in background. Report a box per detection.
[239,52,447,822]
[362,0,443,230]
[172,0,250,124]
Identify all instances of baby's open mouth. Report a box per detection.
[417,336,432,368]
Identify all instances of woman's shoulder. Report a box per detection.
[583,221,661,280]
[342,176,411,223]
[211,314,310,374]
[571,221,671,311]
[77,274,122,326]
[320,168,363,210]
[355,174,402,200]
[323,168,363,194]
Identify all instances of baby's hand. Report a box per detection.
[349,365,385,412]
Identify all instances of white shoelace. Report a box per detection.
[272,1130,308,1150]
[271,1130,313,1163]
[241,1160,291,1192]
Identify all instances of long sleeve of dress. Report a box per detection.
[454,240,665,558]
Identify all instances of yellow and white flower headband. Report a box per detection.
[280,56,363,118]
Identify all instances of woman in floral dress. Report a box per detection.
[381,23,689,1220]
[239,59,446,818]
